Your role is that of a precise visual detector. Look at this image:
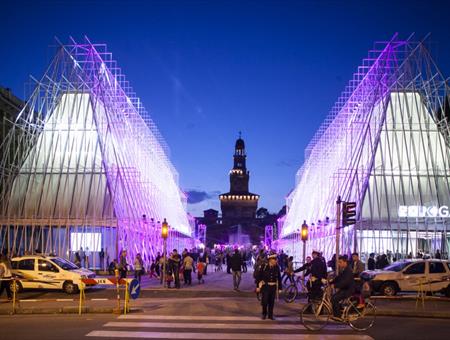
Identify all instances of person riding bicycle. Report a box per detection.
[330,256,355,321]
[308,250,327,301]
[294,255,311,276]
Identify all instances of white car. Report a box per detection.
[362,259,450,297]
[11,255,96,294]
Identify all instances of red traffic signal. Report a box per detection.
[342,202,357,226]
[301,221,308,241]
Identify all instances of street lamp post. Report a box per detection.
[301,221,308,264]
[161,218,169,288]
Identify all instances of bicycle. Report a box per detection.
[283,274,308,303]
[300,281,376,332]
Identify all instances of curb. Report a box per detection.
[375,310,450,319]
[0,307,144,315]
[1,307,449,319]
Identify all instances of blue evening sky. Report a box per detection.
[1,0,450,216]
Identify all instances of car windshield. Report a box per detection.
[383,262,411,272]
[51,257,79,270]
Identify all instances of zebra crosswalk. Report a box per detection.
[85,314,375,339]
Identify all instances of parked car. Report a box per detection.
[10,255,96,294]
[361,259,450,297]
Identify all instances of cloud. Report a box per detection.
[276,159,299,168]
[186,190,220,204]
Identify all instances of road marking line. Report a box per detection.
[19,299,39,302]
[104,321,304,330]
[86,330,374,339]
[56,299,74,302]
[119,315,299,322]
[91,298,108,301]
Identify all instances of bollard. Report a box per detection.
[123,280,130,315]
[79,282,86,315]
[114,268,120,314]
[11,277,17,314]
[415,279,425,310]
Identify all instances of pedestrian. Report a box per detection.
[327,254,336,272]
[201,251,209,276]
[165,254,173,288]
[109,259,118,275]
[256,254,282,320]
[293,256,311,276]
[183,252,194,285]
[85,247,90,269]
[230,249,243,291]
[282,256,294,285]
[376,254,389,269]
[308,250,327,301]
[119,249,128,279]
[99,248,105,271]
[367,253,375,270]
[79,247,85,268]
[74,252,81,268]
[149,259,158,279]
[155,251,161,278]
[435,249,442,259]
[170,249,181,289]
[241,250,248,273]
[0,255,13,301]
[226,251,232,274]
[351,253,365,277]
[134,253,144,283]
[197,260,205,284]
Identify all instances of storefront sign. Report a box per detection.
[398,205,450,218]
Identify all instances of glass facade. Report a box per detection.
[279,36,450,263]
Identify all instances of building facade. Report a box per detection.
[220,135,259,221]
[279,35,450,263]
[0,39,194,267]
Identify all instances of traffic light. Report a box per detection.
[301,220,308,241]
[161,218,169,239]
[342,202,357,226]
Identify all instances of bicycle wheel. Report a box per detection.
[300,301,331,331]
[284,284,298,303]
[346,301,376,331]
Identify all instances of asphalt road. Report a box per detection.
[0,311,448,340]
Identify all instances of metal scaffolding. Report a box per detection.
[0,37,194,268]
[279,34,450,263]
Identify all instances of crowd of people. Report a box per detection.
[108,247,254,289]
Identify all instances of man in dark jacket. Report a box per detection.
[308,250,328,300]
[230,249,243,290]
[330,256,355,319]
[367,253,375,271]
[256,254,282,320]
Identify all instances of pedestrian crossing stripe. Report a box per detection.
[118,314,300,322]
[106,321,307,330]
[86,314,375,339]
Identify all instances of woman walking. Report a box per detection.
[134,253,144,283]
